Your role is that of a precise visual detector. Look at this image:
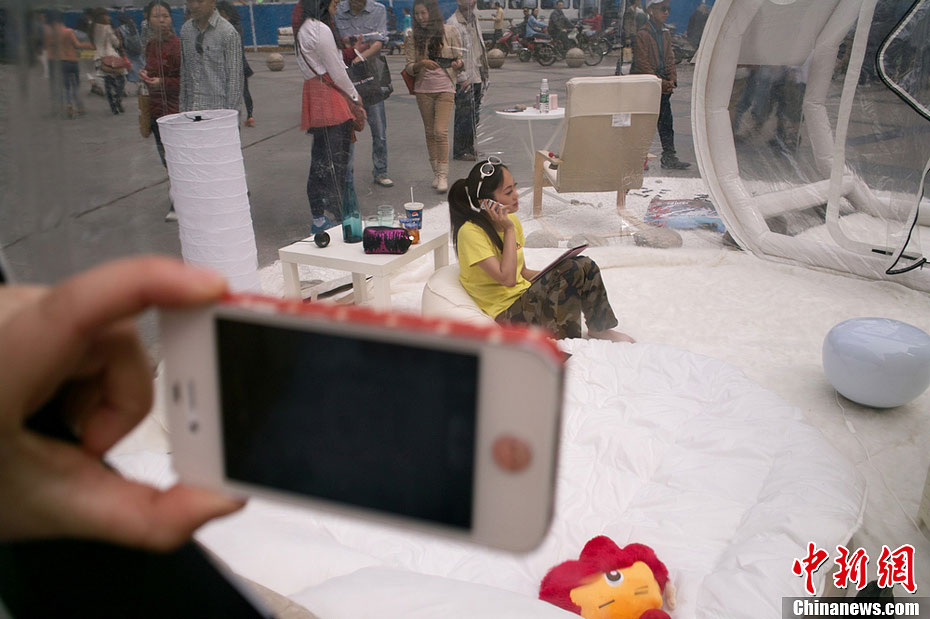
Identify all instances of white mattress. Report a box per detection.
[112,340,865,618]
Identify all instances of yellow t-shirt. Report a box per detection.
[457,215,532,318]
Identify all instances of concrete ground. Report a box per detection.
[1,50,698,280]
[0,50,697,351]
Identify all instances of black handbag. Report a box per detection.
[347,53,393,107]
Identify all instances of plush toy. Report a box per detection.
[539,536,676,619]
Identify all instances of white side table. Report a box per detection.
[278,229,450,310]
[495,107,566,160]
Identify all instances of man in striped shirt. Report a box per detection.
[179,0,243,114]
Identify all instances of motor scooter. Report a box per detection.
[550,21,607,66]
[492,25,556,66]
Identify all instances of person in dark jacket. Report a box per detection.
[217,1,255,127]
[631,0,690,170]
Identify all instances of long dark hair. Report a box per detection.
[300,0,339,42]
[412,0,444,58]
[448,159,509,254]
[217,0,242,29]
[302,0,334,25]
[89,8,110,45]
[117,12,138,34]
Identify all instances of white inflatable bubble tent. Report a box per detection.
[693,0,929,291]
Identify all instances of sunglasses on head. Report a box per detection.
[468,156,503,212]
[196,30,204,54]
[656,4,670,12]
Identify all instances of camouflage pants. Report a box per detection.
[496,256,618,339]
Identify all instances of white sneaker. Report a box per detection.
[431,175,439,189]
[165,208,178,222]
[436,177,448,193]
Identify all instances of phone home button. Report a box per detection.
[492,436,532,472]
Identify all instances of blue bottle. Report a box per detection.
[342,179,363,243]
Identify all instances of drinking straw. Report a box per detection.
[410,187,415,204]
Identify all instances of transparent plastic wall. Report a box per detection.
[693,0,930,292]
[1,0,629,300]
[0,2,268,288]
[0,1,586,287]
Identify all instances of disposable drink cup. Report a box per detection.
[404,202,423,229]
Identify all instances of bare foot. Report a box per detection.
[588,329,636,343]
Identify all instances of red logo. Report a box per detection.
[792,542,830,595]
[793,543,917,595]
[833,546,870,591]
[876,544,916,594]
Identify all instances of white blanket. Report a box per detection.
[112,340,865,618]
[110,180,930,614]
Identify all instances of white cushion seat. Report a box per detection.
[421,264,497,326]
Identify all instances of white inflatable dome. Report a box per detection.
[693,0,929,291]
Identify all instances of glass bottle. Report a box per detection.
[341,179,363,243]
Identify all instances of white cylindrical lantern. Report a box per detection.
[158,109,261,292]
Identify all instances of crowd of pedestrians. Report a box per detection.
[30,0,695,237]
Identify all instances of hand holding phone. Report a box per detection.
[0,257,242,551]
[161,296,564,551]
[480,200,513,230]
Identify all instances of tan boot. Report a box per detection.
[429,158,439,188]
[435,162,448,194]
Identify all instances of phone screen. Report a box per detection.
[215,318,479,529]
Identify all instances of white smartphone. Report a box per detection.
[480,199,507,212]
[160,294,565,552]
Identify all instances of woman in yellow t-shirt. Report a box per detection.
[448,158,634,342]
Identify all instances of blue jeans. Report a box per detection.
[453,83,483,158]
[658,92,675,155]
[307,121,353,220]
[366,100,388,179]
[60,61,82,110]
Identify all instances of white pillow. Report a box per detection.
[291,567,575,618]
[421,264,497,326]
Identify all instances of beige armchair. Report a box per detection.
[532,75,662,218]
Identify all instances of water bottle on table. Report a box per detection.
[539,78,550,114]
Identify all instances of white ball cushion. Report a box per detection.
[823,317,930,407]
[421,264,497,326]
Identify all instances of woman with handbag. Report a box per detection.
[403,0,463,193]
[139,1,181,222]
[90,8,127,115]
[297,0,366,235]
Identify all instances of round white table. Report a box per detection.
[495,107,565,160]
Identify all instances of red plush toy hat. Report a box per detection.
[539,536,669,615]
